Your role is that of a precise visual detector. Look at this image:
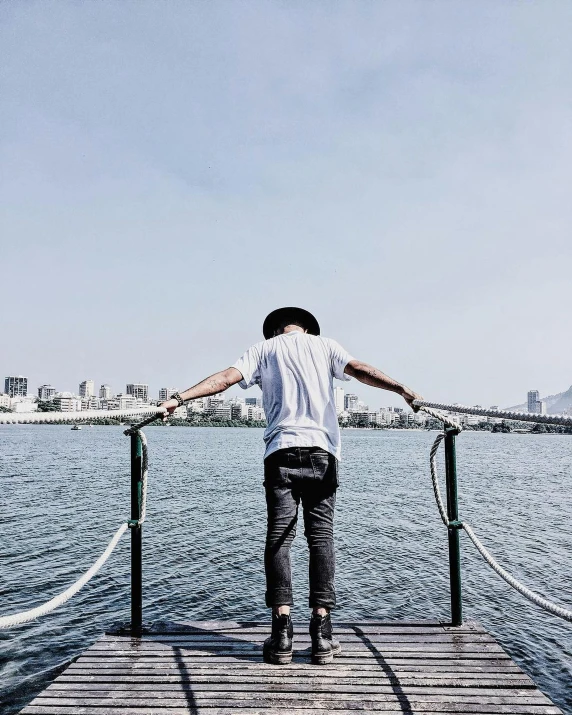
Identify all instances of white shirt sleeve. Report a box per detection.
[232,343,263,389]
[325,338,354,382]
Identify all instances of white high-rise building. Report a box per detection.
[99,384,112,399]
[527,390,539,412]
[527,390,545,414]
[5,376,27,398]
[126,383,149,402]
[333,386,345,414]
[187,398,205,414]
[38,385,56,401]
[79,380,95,398]
[53,392,82,412]
[231,403,249,420]
[205,394,225,414]
[109,394,137,410]
[159,387,178,402]
[344,393,359,412]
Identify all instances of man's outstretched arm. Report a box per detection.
[344,359,422,409]
[160,367,243,417]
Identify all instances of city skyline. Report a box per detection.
[2,373,552,416]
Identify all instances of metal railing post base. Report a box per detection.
[444,427,463,626]
[130,432,143,637]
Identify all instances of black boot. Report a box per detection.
[263,612,293,664]
[309,612,342,664]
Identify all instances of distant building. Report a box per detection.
[205,394,226,413]
[344,393,359,412]
[0,394,11,409]
[211,405,232,420]
[248,406,266,421]
[186,398,205,414]
[245,397,262,407]
[378,409,399,425]
[38,385,56,401]
[53,393,82,412]
[528,390,539,412]
[5,376,27,398]
[109,394,137,410]
[126,384,149,402]
[79,380,95,398]
[11,397,38,413]
[159,387,178,402]
[81,396,100,410]
[231,403,249,420]
[99,384,112,400]
[351,411,376,427]
[537,401,547,415]
[333,386,345,414]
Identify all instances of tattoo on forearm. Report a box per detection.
[362,365,401,391]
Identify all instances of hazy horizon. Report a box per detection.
[2,2,571,410]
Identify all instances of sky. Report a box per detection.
[1,1,571,410]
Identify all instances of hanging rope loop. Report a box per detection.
[0,420,156,628]
[427,409,572,624]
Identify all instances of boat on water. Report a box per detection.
[70,425,81,431]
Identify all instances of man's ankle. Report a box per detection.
[312,607,328,617]
[274,605,290,617]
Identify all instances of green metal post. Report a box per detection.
[444,427,463,626]
[130,432,143,636]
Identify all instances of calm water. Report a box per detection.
[1,426,571,713]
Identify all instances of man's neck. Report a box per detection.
[282,325,306,334]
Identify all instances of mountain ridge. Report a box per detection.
[506,385,572,414]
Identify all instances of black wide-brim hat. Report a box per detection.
[263,307,320,339]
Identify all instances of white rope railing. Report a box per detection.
[0,407,164,425]
[428,419,572,623]
[0,426,152,628]
[0,523,128,628]
[414,399,572,427]
[135,430,149,525]
[419,405,462,431]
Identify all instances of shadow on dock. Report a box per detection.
[353,625,412,713]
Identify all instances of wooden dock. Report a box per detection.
[20,619,562,714]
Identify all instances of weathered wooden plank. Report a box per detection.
[24,696,563,714]
[103,627,484,638]
[54,674,535,688]
[75,658,523,672]
[101,633,497,644]
[88,646,507,656]
[63,667,531,682]
[20,706,563,715]
[90,636,505,648]
[78,649,510,664]
[67,658,525,672]
[106,618,487,637]
[133,619,448,631]
[41,687,554,704]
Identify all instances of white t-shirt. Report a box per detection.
[232,330,353,461]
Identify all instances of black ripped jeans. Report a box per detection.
[263,447,338,609]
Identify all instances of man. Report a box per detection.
[160,307,422,665]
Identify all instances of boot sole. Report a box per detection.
[263,648,293,665]
[310,642,341,664]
